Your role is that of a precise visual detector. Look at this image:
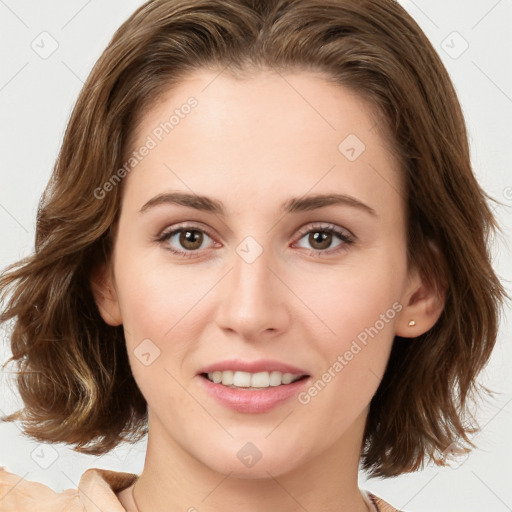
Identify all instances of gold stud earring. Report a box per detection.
[408,320,416,327]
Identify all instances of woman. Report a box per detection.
[0,0,506,510]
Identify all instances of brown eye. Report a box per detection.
[294,224,355,256]
[179,229,204,250]
[157,225,216,257]
[308,231,333,250]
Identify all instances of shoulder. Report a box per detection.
[0,465,138,512]
[0,466,81,511]
[365,490,405,512]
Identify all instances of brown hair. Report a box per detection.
[0,0,507,477]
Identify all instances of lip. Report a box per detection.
[198,374,311,413]
[197,358,309,376]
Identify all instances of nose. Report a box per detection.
[214,245,291,341]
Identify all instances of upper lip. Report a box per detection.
[197,359,309,376]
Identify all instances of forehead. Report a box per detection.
[123,68,404,219]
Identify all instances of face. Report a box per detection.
[95,69,430,479]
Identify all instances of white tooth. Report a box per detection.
[251,371,270,387]
[233,371,252,387]
[281,373,295,384]
[221,370,234,386]
[212,371,223,384]
[208,372,213,381]
[269,371,283,386]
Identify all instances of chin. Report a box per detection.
[194,437,310,479]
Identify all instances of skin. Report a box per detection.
[92,69,444,512]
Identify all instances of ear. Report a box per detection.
[395,263,446,338]
[90,263,123,326]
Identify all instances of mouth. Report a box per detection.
[197,370,312,413]
[199,371,310,390]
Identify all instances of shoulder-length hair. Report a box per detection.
[0,0,507,477]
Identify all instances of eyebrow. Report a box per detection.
[139,191,377,217]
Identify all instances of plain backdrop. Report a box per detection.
[0,1,511,511]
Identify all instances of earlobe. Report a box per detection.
[90,264,123,326]
[395,267,446,338]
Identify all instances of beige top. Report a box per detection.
[0,466,401,511]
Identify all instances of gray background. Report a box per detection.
[1,1,511,510]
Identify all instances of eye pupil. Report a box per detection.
[180,230,203,250]
[309,231,332,250]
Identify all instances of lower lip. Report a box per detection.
[197,375,310,413]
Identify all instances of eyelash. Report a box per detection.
[155,222,355,259]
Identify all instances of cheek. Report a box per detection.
[295,304,399,448]
[115,268,204,418]
[115,253,206,339]
[111,253,210,401]
[298,248,404,344]
[292,253,404,419]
